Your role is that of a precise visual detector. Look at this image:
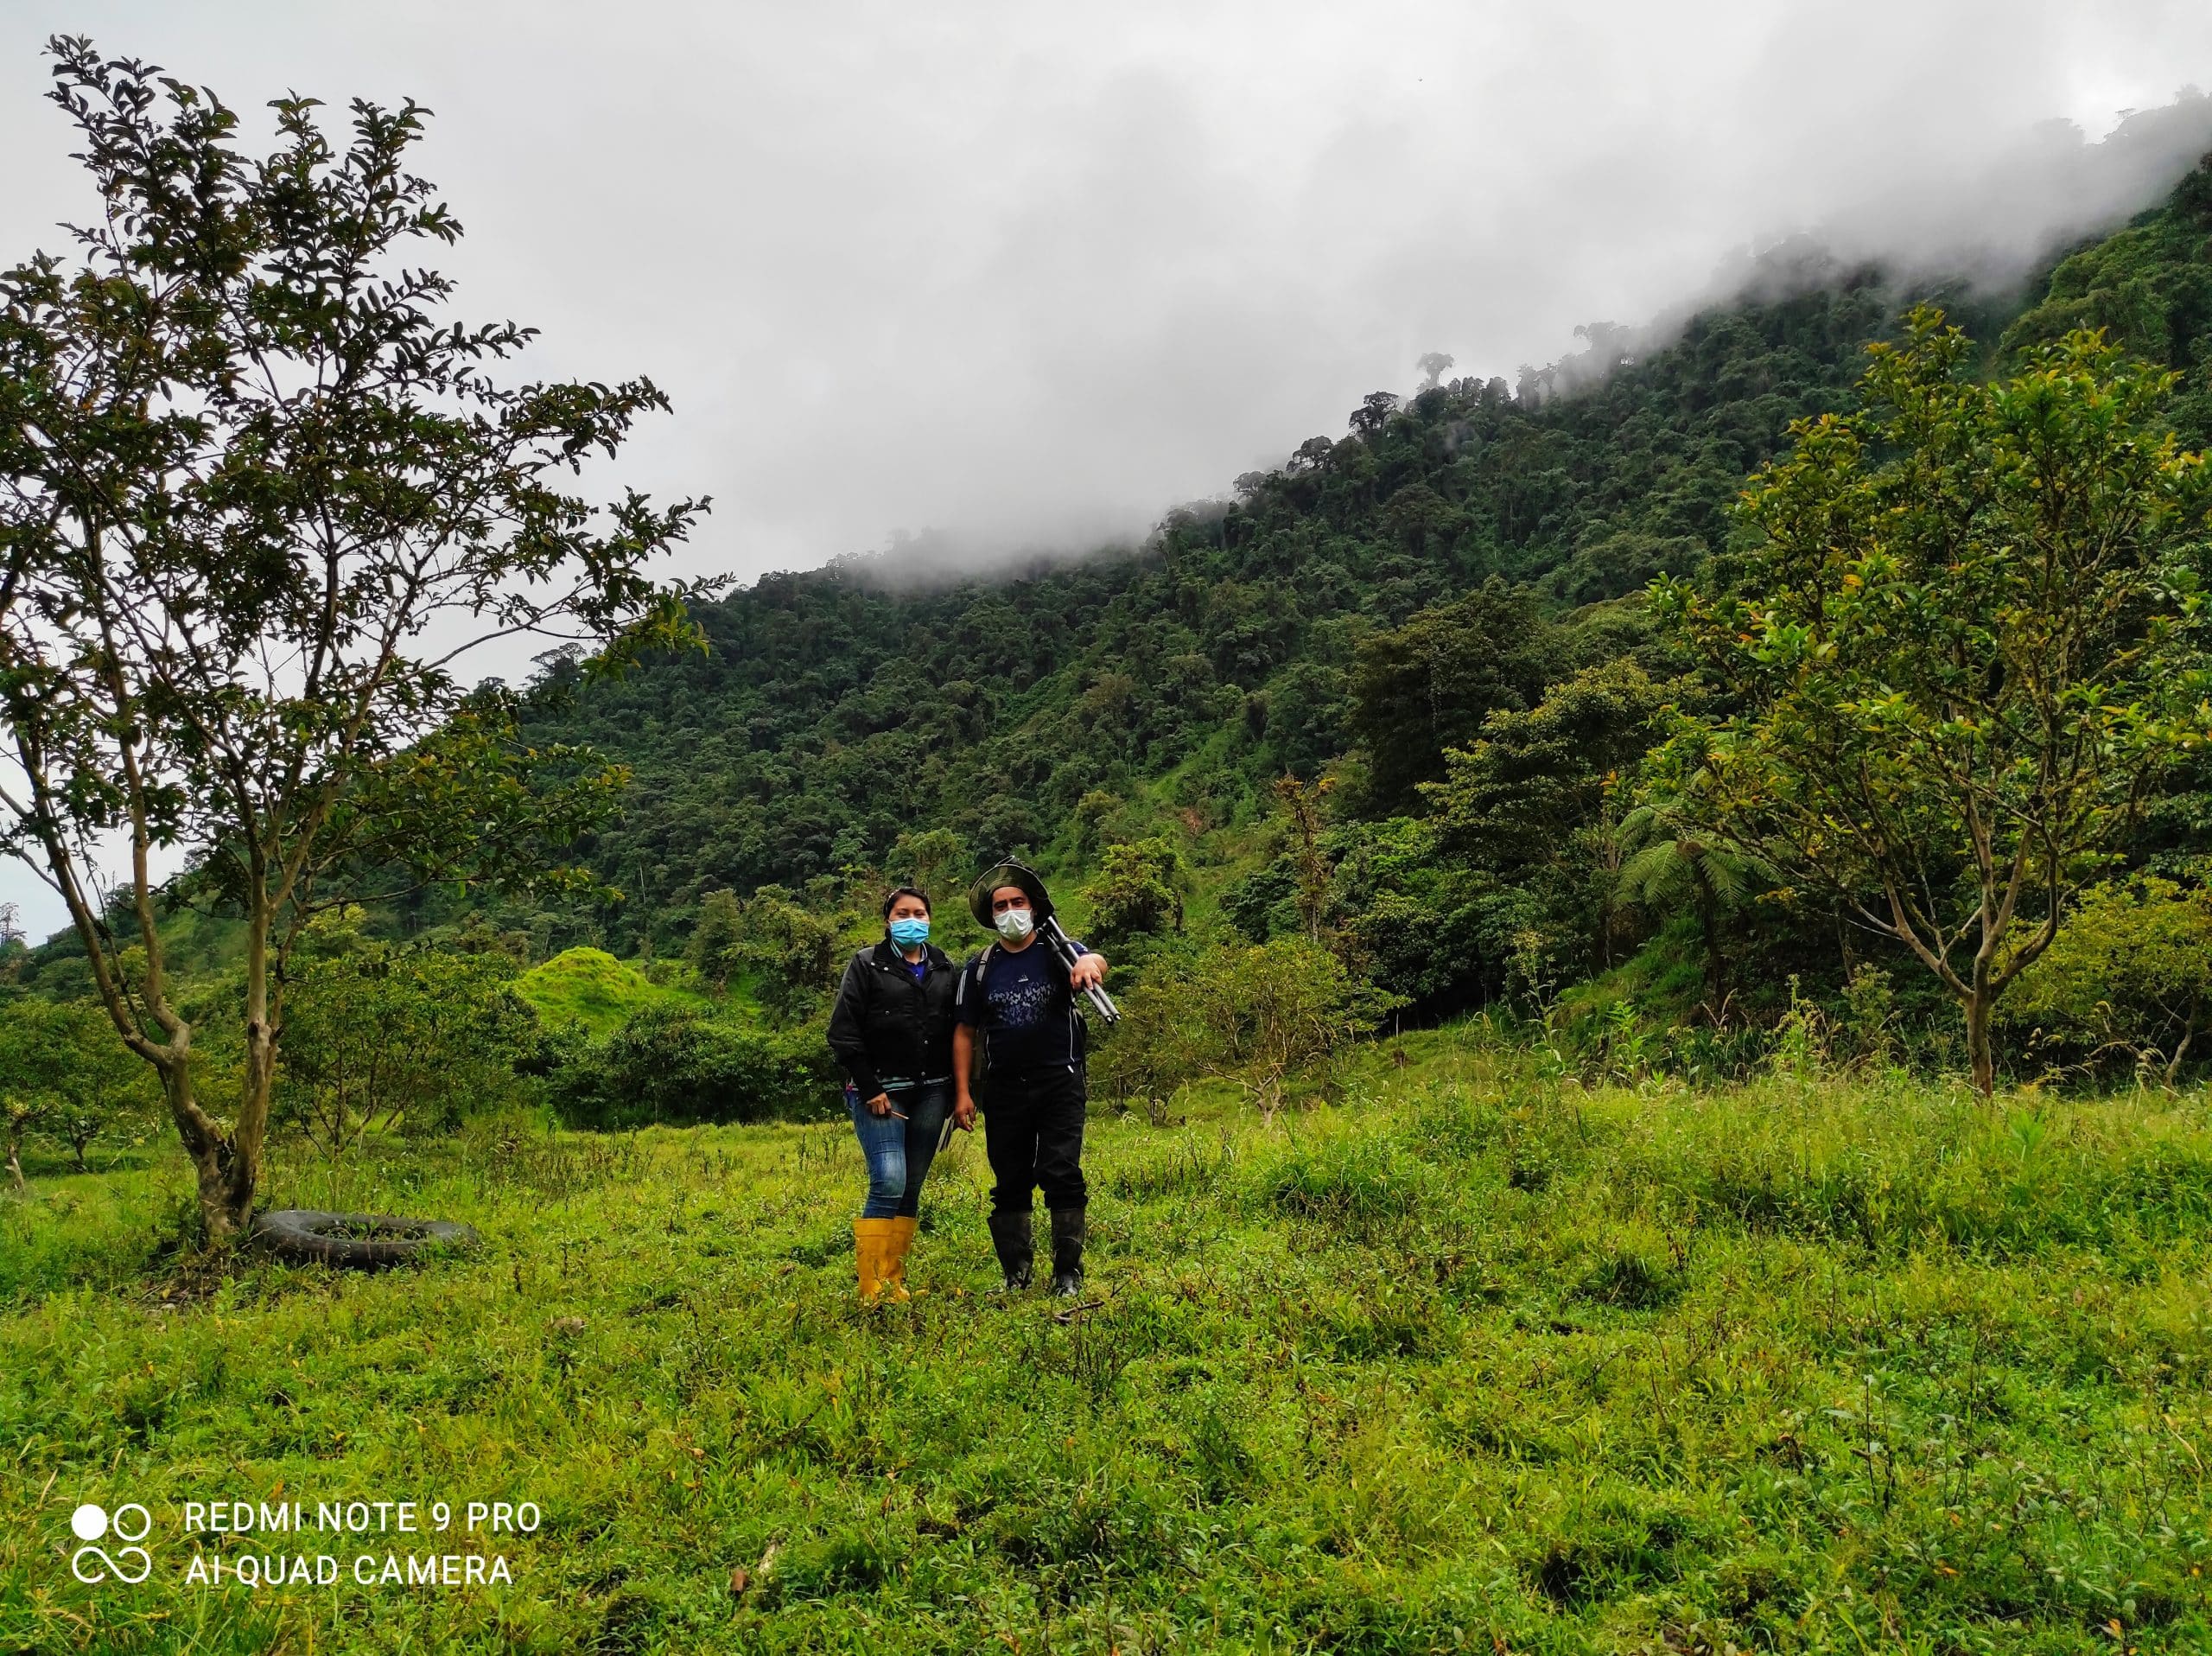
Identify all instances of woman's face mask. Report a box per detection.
[887,916,931,948]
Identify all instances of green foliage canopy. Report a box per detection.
[2002,873,2212,1084]
[277,915,537,1160]
[1658,308,2212,1090]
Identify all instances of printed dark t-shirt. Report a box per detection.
[955,939,1087,1073]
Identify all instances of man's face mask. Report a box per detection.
[994,903,1035,942]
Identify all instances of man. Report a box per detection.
[952,862,1109,1296]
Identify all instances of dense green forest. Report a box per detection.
[321,153,2212,1047]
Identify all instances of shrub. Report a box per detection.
[2001,875,2212,1084]
[545,1006,835,1129]
[1096,938,1403,1113]
[278,927,537,1156]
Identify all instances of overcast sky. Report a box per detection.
[4,1,2212,940]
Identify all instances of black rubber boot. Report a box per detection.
[988,1208,1033,1292]
[1048,1207,1086,1298]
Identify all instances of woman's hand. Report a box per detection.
[953,1096,977,1132]
[864,1092,893,1117]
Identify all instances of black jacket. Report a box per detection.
[825,939,958,1099]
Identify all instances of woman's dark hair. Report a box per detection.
[881,885,931,920]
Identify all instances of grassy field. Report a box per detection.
[3,1031,2209,1653]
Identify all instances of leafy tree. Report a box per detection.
[0,995,144,1185]
[1348,584,1556,812]
[1220,864,1300,946]
[1427,659,1667,871]
[1323,816,1494,1011]
[1656,309,2212,1092]
[0,43,707,1237]
[1347,392,1402,437]
[687,889,747,991]
[1415,352,1455,390]
[1080,838,1185,944]
[277,916,537,1160]
[888,825,969,920]
[1378,483,1462,560]
[2001,874,2212,1085]
[734,887,841,1023]
[1424,658,1670,976]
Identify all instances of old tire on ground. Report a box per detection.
[251,1209,480,1269]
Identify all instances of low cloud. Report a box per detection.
[3,3,2209,590]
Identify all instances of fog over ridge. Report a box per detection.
[851,83,2212,588]
[2,3,2209,594]
[5,1,2212,939]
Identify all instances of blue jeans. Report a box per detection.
[846,1080,950,1220]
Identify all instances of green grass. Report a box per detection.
[3,1034,2210,1652]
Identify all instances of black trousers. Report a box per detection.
[981,1064,1088,1213]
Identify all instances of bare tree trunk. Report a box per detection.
[4,1116,23,1194]
[158,1052,257,1242]
[1964,989,1996,1098]
[2164,1023,2195,1091]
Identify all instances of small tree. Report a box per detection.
[734,887,841,1024]
[0,43,709,1237]
[888,825,967,920]
[1656,309,2212,1092]
[1080,838,1185,944]
[0,996,143,1184]
[1192,939,1403,1115]
[1615,787,1774,995]
[277,914,537,1160]
[686,889,746,991]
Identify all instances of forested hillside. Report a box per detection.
[503,276,1916,914]
[462,153,2212,1030]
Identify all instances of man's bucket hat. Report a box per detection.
[969,860,1056,930]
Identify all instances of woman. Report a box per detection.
[825,886,963,1303]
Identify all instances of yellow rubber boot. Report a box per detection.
[854,1218,889,1304]
[882,1217,917,1301]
